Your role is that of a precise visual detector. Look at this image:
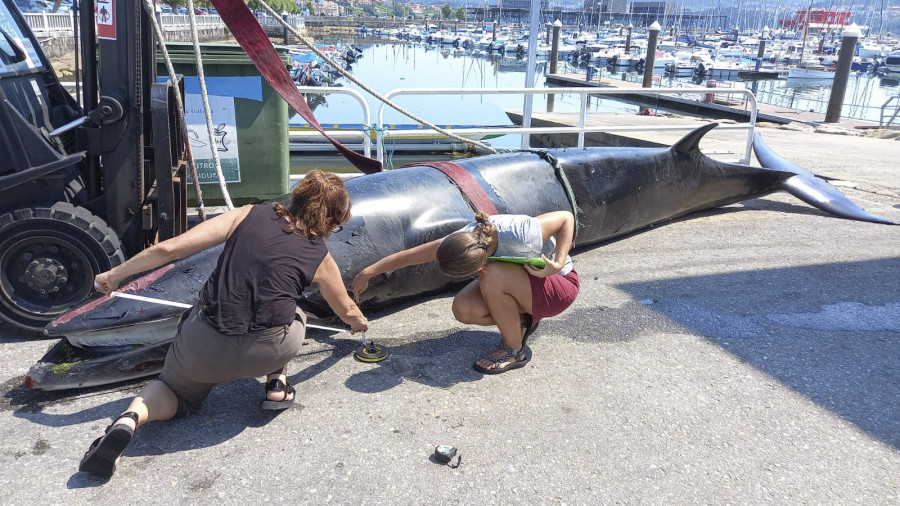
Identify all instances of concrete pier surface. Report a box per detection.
[0,119,898,503]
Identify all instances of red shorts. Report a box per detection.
[528,269,579,327]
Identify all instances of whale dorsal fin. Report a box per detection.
[672,122,719,154]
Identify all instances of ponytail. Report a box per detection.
[436,210,496,277]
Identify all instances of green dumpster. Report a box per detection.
[158,43,291,206]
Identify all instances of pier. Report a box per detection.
[545,71,884,129]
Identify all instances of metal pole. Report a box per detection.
[755,37,766,70]
[549,19,561,74]
[545,22,551,45]
[825,24,861,123]
[520,0,542,149]
[642,21,661,88]
[282,12,290,45]
[625,23,633,55]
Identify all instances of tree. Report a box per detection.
[455,7,464,21]
[305,1,315,15]
[441,3,452,19]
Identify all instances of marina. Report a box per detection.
[281,35,899,173]
[1,0,899,502]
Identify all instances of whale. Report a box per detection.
[25,124,896,390]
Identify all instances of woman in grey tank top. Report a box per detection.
[353,210,579,374]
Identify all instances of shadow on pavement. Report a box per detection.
[612,256,900,450]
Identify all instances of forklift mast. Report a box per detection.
[0,0,187,331]
[83,0,187,253]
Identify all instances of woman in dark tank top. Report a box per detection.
[78,170,369,479]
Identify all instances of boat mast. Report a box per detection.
[798,2,811,64]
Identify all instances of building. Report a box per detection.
[782,9,852,30]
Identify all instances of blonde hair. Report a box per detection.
[273,170,350,238]
[436,210,496,277]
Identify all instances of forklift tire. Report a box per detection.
[0,203,125,333]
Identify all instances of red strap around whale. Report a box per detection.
[207,0,383,174]
[409,161,499,215]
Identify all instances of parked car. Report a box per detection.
[160,4,172,13]
[13,0,49,12]
[194,7,206,15]
[176,6,187,14]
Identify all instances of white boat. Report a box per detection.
[857,41,888,59]
[787,66,835,79]
[884,50,900,74]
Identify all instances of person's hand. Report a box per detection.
[349,316,369,334]
[524,254,562,278]
[352,270,372,303]
[93,270,121,296]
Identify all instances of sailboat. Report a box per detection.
[787,4,836,81]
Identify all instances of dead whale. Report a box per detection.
[25,124,896,390]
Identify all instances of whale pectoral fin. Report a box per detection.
[672,122,719,154]
[754,132,897,226]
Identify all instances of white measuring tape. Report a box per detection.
[110,291,349,333]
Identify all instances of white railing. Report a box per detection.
[257,14,305,29]
[60,81,758,163]
[23,12,241,34]
[158,14,225,26]
[879,94,900,128]
[291,86,373,158]
[289,86,758,164]
[22,12,73,35]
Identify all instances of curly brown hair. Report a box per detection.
[436,210,497,277]
[273,170,350,238]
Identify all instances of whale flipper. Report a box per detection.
[753,132,896,225]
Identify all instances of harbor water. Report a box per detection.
[291,37,900,172]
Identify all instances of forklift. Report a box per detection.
[0,0,187,332]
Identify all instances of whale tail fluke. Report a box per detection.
[753,132,897,226]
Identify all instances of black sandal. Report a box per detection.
[261,378,296,411]
[521,313,540,344]
[78,411,139,478]
[473,343,531,375]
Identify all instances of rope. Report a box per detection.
[140,0,207,221]
[257,1,499,156]
[186,0,234,209]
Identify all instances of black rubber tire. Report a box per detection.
[0,203,125,332]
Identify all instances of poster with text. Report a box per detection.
[184,94,241,184]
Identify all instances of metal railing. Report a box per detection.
[879,94,900,128]
[60,81,758,163]
[289,86,758,164]
[369,86,759,164]
[291,87,373,158]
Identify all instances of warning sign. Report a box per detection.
[97,0,116,40]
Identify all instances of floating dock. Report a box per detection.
[545,72,880,129]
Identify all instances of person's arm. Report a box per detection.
[93,206,253,295]
[351,239,442,303]
[525,210,575,278]
[314,253,368,334]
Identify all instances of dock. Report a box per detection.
[545,72,881,129]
